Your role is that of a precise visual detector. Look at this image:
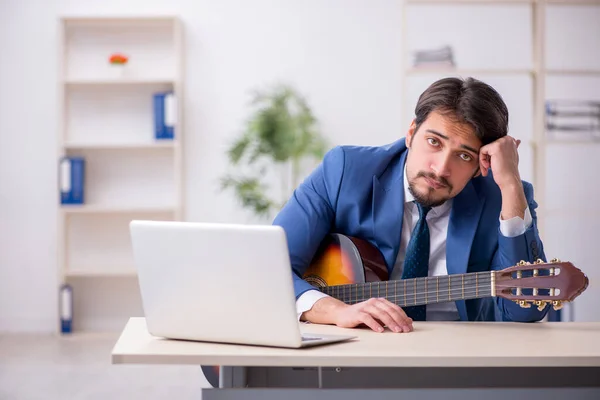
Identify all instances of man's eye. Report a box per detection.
[460,153,472,162]
[427,138,439,146]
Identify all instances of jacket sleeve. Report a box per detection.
[272,146,346,299]
[491,181,550,322]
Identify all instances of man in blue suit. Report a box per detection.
[272,77,549,333]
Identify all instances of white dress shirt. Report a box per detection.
[296,165,533,321]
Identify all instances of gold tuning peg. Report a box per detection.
[552,301,563,311]
[535,259,544,264]
[550,258,561,263]
[517,260,527,266]
[534,300,547,311]
[518,300,531,308]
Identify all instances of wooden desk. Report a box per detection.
[112,318,600,400]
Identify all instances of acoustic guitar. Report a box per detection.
[201,233,589,387]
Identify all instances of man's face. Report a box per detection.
[405,110,482,208]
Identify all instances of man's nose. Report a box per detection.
[431,153,451,178]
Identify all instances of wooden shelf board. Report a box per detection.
[405,67,534,75]
[545,0,600,5]
[64,142,176,150]
[406,0,534,4]
[61,205,176,214]
[544,69,600,76]
[65,268,137,278]
[61,16,179,26]
[538,209,600,218]
[544,139,600,145]
[64,78,176,85]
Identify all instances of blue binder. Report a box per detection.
[153,92,176,140]
[59,283,73,334]
[59,156,85,204]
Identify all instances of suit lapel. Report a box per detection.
[447,180,485,321]
[372,149,408,274]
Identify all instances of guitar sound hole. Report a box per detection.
[305,275,327,288]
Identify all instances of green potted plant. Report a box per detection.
[221,83,328,219]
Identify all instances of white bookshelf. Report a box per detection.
[56,16,184,332]
[401,0,600,322]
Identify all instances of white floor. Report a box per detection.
[0,332,209,400]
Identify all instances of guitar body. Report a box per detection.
[303,233,388,287]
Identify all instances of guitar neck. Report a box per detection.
[321,271,494,307]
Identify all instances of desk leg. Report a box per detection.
[218,366,247,389]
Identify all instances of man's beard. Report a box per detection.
[407,171,453,208]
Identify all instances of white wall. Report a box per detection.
[0,0,404,332]
[1,0,598,332]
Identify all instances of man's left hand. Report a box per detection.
[479,136,527,220]
[479,135,522,190]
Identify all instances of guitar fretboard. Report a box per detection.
[320,271,493,307]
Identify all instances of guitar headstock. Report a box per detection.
[495,259,589,311]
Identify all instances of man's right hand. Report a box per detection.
[301,296,413,333]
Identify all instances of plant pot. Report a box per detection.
[109,64,128,79]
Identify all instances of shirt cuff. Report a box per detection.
[499,206,533,238]
[296,290,330,321]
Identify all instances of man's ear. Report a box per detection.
[406,119,417,148]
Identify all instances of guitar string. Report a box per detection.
[322,280,494,297]
[320,271,494,291]
[327,289,492,301]
[330,289,553,306]
[325,286,493,295]
[323,288,544,303]
[323,274,553,292]
[319,274,547,303]
[329,286,552,297]
[328,282,495,294]
[326,279,494,291]
[322,280,493,291]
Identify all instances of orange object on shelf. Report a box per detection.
[109,53,129,64]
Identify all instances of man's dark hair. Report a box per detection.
[413,77,509,146]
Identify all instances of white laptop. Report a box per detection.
[129,220,356,348]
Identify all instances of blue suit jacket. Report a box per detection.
[273,138,549,322]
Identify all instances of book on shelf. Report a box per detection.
[59,156,85,205]
[153,91,177,140]
[546,100,600,141]
[412,45,455,69]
